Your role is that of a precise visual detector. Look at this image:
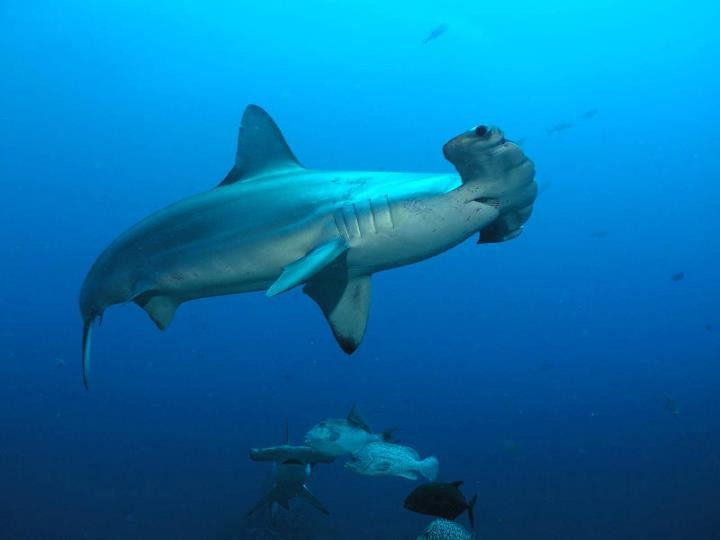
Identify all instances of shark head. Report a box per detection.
[443,124,537,243]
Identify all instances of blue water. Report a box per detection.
[2,1,719,538]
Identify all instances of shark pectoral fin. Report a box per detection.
[219,105,303,186]
[267,239,348,298]
[133,293,180,330]
[247,490,274,516]
[303,265,371,355]
[301,485,329,515]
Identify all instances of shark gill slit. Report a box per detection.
[366,198,378,234]
[384,194,396,229]
[334,212,349,240]
[351,204,363,238]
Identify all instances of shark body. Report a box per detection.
[248,424,333,524]
[79,105,537,386]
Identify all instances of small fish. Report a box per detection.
[423,24,448,44]
[580,108,599,119]
[671,272,685,281]
[404,481,477,527]
[546,122,573,135]
[664,398,680,416]
[589,229,609,239]
[304,405,396,456]
[345,441,439,480]
[705,323,713,332]
[416,518,473,540]
[534,360,554,373]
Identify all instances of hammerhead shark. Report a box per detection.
[248,421,333,524]
[79,105,537,387]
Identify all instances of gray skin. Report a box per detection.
[79,105,537,387]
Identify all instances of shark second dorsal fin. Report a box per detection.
[219,105,302,186]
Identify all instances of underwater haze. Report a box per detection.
[2,0,720,538]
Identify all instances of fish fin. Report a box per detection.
[398,471,418,480]
[219,104,303,186]
[301,485,329,515]
[267,239,348,298]
[134,293,180,330]
[418,456,439,481]
[374,460,392,472]
[303,257,371,354]
[380,428,399,442]
[467,494,477,528]
[247,490,275,516]
[81,319,94,390]
[345,404,372,432]
[451,480,464,488]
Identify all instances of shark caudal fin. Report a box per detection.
[418,456,439,481]
[219,105,303,186]
[81,319,93,389]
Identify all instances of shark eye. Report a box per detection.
[474,125,489,137]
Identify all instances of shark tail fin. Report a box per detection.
[301,485,329,515]
[418,456,439,481]
[467,493,478,528]
[81,318,93,389]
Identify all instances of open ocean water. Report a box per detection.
[1,1,719,539]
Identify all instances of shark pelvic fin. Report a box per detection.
[267,239,347,297]
[301,485,330,515]
[219,105,303,186]
[134,293,180,330]
[304,264,371,354]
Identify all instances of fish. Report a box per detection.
[345,441,439,480]
[589,229,609,239]
[423,24,448,44]
[248,423,331,525]
[664,398,680,416]
[404,481,477,527]
[546,122,573,135]
[671,272,685,281]
[580,108,600,119]
[304,405,395,456]
[79,105,537,387]
[416,518,473,540]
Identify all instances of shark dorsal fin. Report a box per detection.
[346,404,372,432]
[219,104,302,186]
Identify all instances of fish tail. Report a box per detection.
[419,456,439,481]
[81,318,94,390]
[467,493,478,528]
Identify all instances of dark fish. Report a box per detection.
[534,360,554,374]
[404,481,477,527]
[705,323,713,332]
[589,229,609,239]
[423,24,448,44]
[671,272,685,281]
[664,398,679,416]
[580,108,599,119]
[546,122,573,135]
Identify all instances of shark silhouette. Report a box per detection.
[79,105,537,387]
[248,422,333,524]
